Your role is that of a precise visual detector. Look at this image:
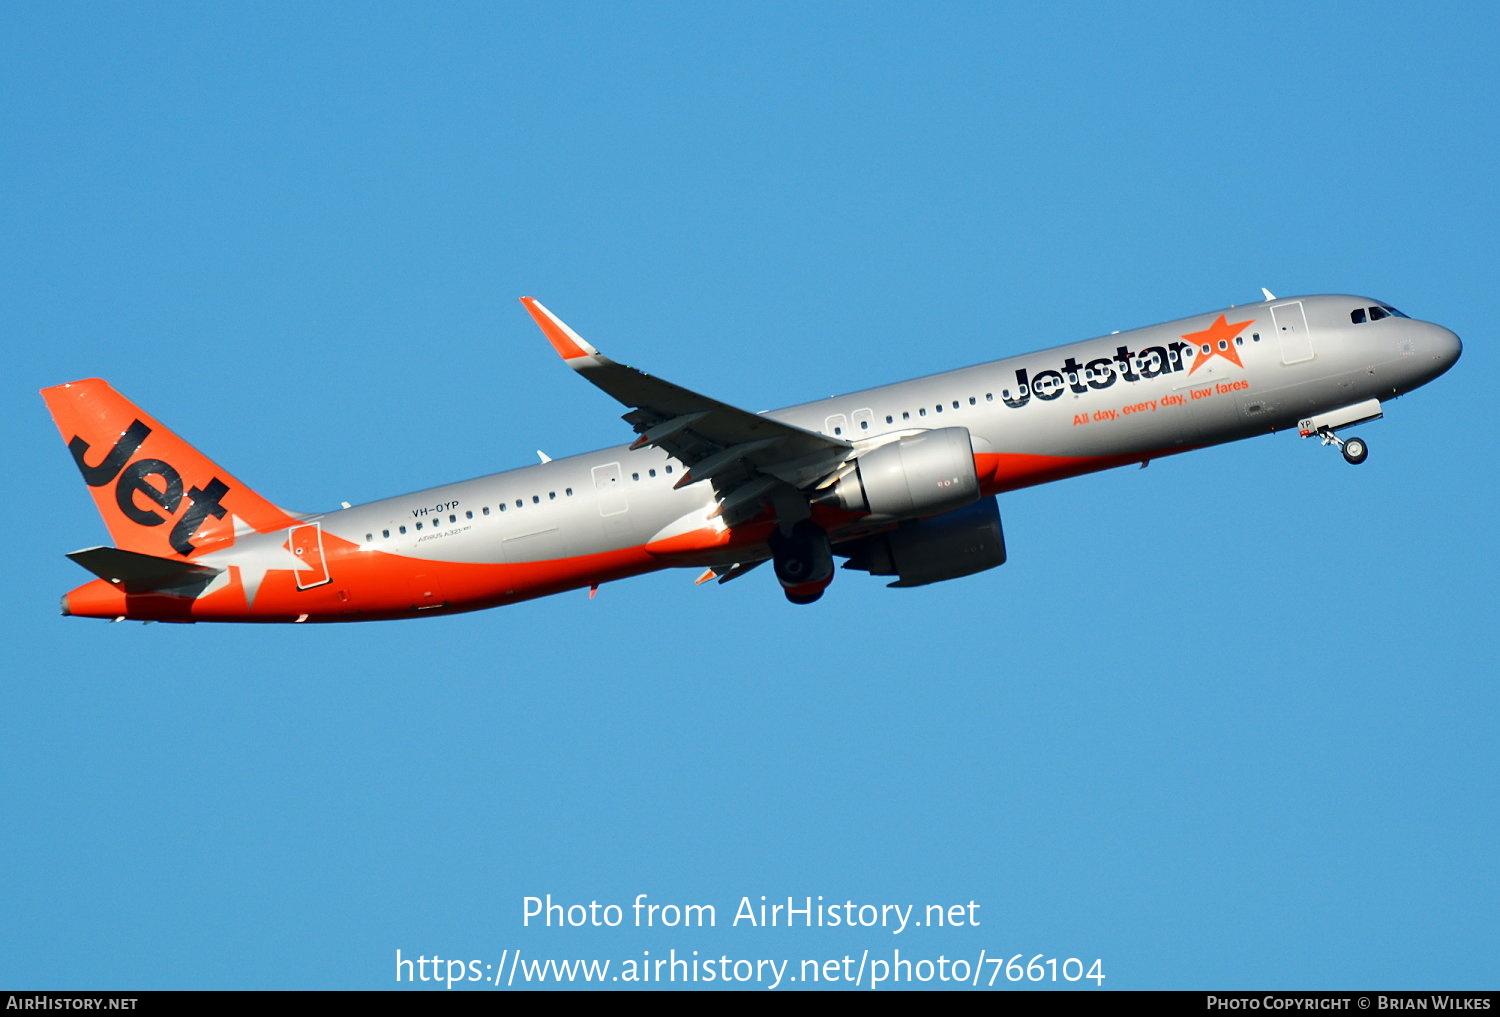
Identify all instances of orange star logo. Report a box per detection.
[1182,314,1254,375]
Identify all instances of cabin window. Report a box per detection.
[885,414,893,423]
[859,420,869,430]
[548,492,556,500]
[532,495,540,504]
[934,404,942,413]
[399,525,407,534]
[566,488,573,496]
[1218,340,1228,350]
[382,529,390,538]
[986,393,993,402]
[415,522,423,530]
[365,533,373,542]
[919,408,927,417]
[481,507,489,516]
[665,465,674,474]
[649,468,657,478]
[969,396,977,405]
[515,499,523,508]
[902,411,910,420]
[450,514,457,523]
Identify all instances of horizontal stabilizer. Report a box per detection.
[66,546,222,595]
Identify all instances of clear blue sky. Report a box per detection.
[3,1,1495,990]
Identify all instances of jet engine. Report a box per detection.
[820,426,980,522]
[840,496,1006,587]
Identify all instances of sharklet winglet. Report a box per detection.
[520,297,599,361]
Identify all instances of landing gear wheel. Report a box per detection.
[770,520,833,605]
[1341,436,1368,465]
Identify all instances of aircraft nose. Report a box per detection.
[1429,324,1462,374]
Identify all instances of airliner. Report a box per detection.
[43,291,1461,622]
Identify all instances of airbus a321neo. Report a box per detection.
[43,291,1461,622]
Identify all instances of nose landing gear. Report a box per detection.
[1302,426,1374,465]
[1305,427,1369,465]
[1298,399,1381,466]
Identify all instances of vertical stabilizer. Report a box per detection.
[41,379,298,558]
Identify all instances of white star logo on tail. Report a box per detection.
[197,517,317,607]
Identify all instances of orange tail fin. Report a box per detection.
[41,379,298,558]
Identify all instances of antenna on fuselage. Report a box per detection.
[1261,288,1277,301]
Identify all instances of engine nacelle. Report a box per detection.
[823,426,980,522]
[840,496,1006,588]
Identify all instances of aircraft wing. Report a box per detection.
[520,298,851,504]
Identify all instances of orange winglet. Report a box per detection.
[519,297,598,361]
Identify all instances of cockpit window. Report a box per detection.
[1352,304,1410,325]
